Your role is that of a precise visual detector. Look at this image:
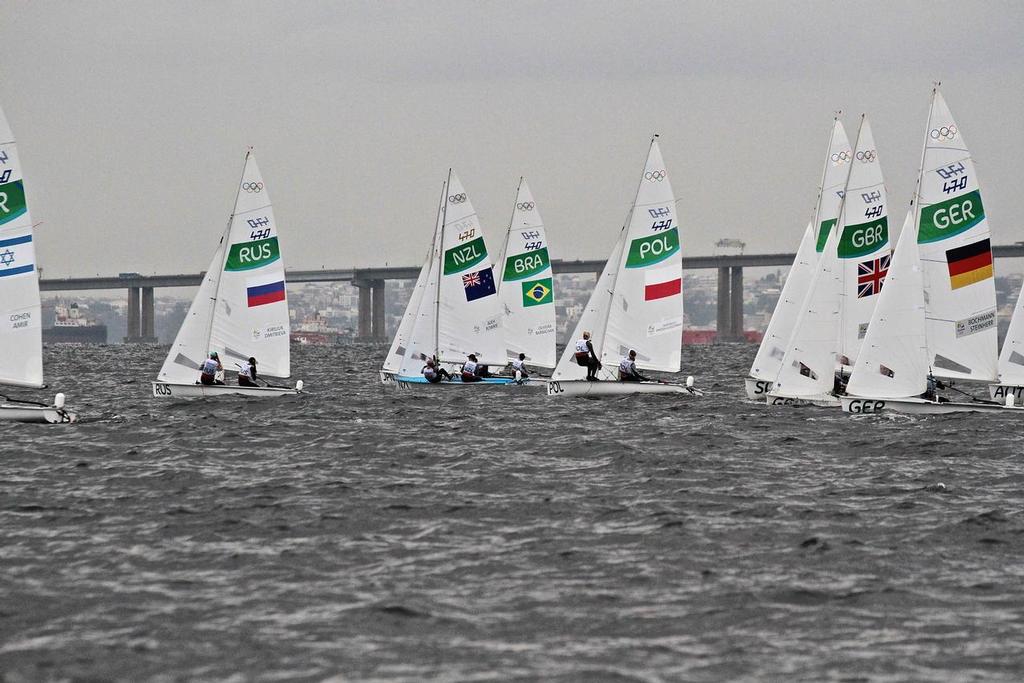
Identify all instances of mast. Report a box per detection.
[434,169,451,360]
[203,148,250,354]
[833,115,862,364]
[495,176,523,295]
[914,84,940,373]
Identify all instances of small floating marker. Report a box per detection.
[936,482,946,491]
[295,380,304,392]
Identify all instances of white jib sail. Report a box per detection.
[771,211,844,399]
[846,211,928,398]
[495,178,556,368]
[159,150,291,382]
[0,104,44,389]
[434,170,505,366]
[397,184,445,378]
[552,229,628,381]
[383,188,444,374]
[836,116,891,366]
[750,118,851,382]
[916,89,997,381]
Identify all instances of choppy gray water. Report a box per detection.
[2,343,1023,682]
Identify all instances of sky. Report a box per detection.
[1,0,1023,278]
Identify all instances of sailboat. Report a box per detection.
[391,170,523,388]
[994,292,1024,402]
[0,104,76,423]
[152,150,302,398]
[745,117,851,399]
[494,178,556,371]
[547,136,699,397]
[841,87,1017,414]
[768,115,891,406]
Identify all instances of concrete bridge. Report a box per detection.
[39,246,1024,342]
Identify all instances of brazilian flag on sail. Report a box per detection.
[521,277,553,307]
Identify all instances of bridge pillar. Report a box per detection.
[124,287,141,343]
[370,279,386,341]
[716,267,730,341]
[730,266,744,340]
[355,280,372,339]
[141,287,155,341]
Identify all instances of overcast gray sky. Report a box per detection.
[2,0,1023,278]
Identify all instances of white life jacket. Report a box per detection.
[423,365,437,380]
[201,358,219,375]
[462,360,478,375]
[511,359,525,372]
[619,358,635,375]
[574,339,590,358]
[239,363,254,379]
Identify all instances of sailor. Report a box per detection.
[461,354,483,383]
[921,372,949,402]
[573,331,602,381]
[618,350,648,382]
[422,358,451,384]
[511,353,529,382]
[199,352,224,386]
[833,369,849,396]
[238,357,258,387]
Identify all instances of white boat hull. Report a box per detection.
[0,404,77,424]
[744,376,774,400]
[151,382,299,398]
[546,379,702,397]
[989,384,1024,404]
[840,395,1023,415]
[765,393,839,407]
[394,376,542,390]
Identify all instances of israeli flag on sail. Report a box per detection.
[0,232,35,278]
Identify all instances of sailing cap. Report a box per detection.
[210,351,219,358]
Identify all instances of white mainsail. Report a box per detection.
[846,211,928,398]
[836,116,891,366]
[495,178,556,368]
[159,150,291,383]
[749,118,851,382]
[916,89,997,381]
[0,104,44,389]
[553,138,683,379]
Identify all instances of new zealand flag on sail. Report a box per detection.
[462,267,496,302]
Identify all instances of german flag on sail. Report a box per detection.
[946,238,993,290]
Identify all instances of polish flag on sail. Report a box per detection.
[644,264,682,301]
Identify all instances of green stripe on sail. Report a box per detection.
[816,219,836,253]
[522,277,553,307]
[918,189,985,244]
[503,247,549,281]
[0,180,28,227]
[225,236,281,271]
[443,236,488,275]
[624,228,680,268]
[837,216,888,259]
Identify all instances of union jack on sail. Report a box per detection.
[857,252,890,298]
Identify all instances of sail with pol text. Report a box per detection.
[549,137,698,397]
[495,178,556,368]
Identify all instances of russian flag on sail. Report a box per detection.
[246,271,286,307]
[644,264,682,301]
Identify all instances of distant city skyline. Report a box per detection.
[2,1,1023,277]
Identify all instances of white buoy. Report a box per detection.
[686,376,694,388]
[295,380,304,392]
[936,482,946,491]
[1006,394,1015,408]
[54,393,66,409]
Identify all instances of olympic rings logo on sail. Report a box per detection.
[516,202,535,211]
[644,170,666,182]
[448,193,467,204]
[855,150,876,163]
[242,182,264,193]
[930,125,957,141]
[830,150,851,164]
